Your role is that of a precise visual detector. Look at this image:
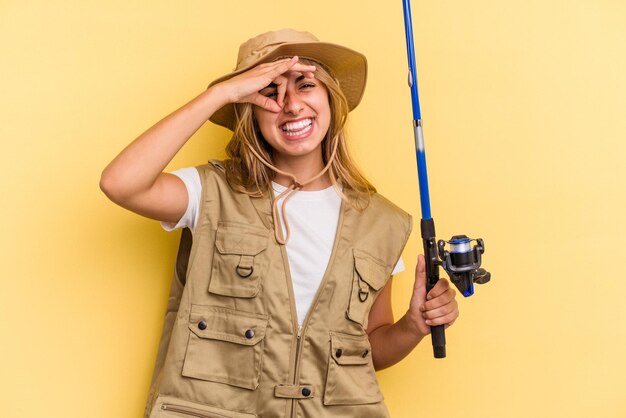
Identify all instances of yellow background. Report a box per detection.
[2,1,625,417]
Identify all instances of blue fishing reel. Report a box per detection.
[437,235,490,297]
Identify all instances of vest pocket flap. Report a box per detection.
[330,332,371,366]
[215,222,269,256]
[189,306,268,346]
[324,332,382,405]
[353,249,389,291]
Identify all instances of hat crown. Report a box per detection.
[236,29,320,71]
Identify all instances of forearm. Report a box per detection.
[100,85,228,200]
[367,256,459,371]
[369,313,427,371]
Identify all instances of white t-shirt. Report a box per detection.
[163,167,405,326]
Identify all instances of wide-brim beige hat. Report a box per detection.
[208,28,368,131]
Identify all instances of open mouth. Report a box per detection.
[281,118,313,137]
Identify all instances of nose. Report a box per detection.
[282,90,304,115]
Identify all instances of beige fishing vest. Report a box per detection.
[145,161,412,418]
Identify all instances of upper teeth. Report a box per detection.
[282,118,312,132]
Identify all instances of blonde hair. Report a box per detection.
[223,58,375,209]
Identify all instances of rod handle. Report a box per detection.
[421,218,446,358]
[431,325,446,358]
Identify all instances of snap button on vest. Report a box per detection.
[245,329,255,339]
[274,384,316,399]
[335,348,343,358]
[197,320,207,330]
[362,349,369,358]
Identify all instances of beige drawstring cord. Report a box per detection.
[245,136,339,245]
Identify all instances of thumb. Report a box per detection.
[413,254,427,305]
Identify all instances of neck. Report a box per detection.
[272,152,332,191]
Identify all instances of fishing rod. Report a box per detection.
[402,0,491,358]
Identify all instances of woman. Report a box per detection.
[101,28,459,418]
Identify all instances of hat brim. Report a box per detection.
[208,41,367,131]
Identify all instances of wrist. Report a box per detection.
[400,311,427,343]
[203,84,232,110]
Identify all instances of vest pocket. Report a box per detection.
[150,395,257,418]
[209,222,269,298]
[323,332,383,405]
[347,249,390,329]
[182,305,269,390]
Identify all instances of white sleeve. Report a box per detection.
[160,167,202,232]
[391,256,405,276]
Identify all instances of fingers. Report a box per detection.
[260,56,316,81]
[424,280,456,309]
[410,254,428,312]
[274,74,288,108]
[419,279,459,326]
[266,60,316,109]
[420,297,458,325]
[414,254,426,291]
[248,93,282,113]
[427,277,451,300]
[275,57,317,76]
[408,258,460,332]
[264,56,299,78]
[289,63,316,78]
[229,56,317,108]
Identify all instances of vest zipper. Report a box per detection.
[278,240,304,418]
[290,328,302,418]
[288,202,346,418]
[161,403,230,418]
